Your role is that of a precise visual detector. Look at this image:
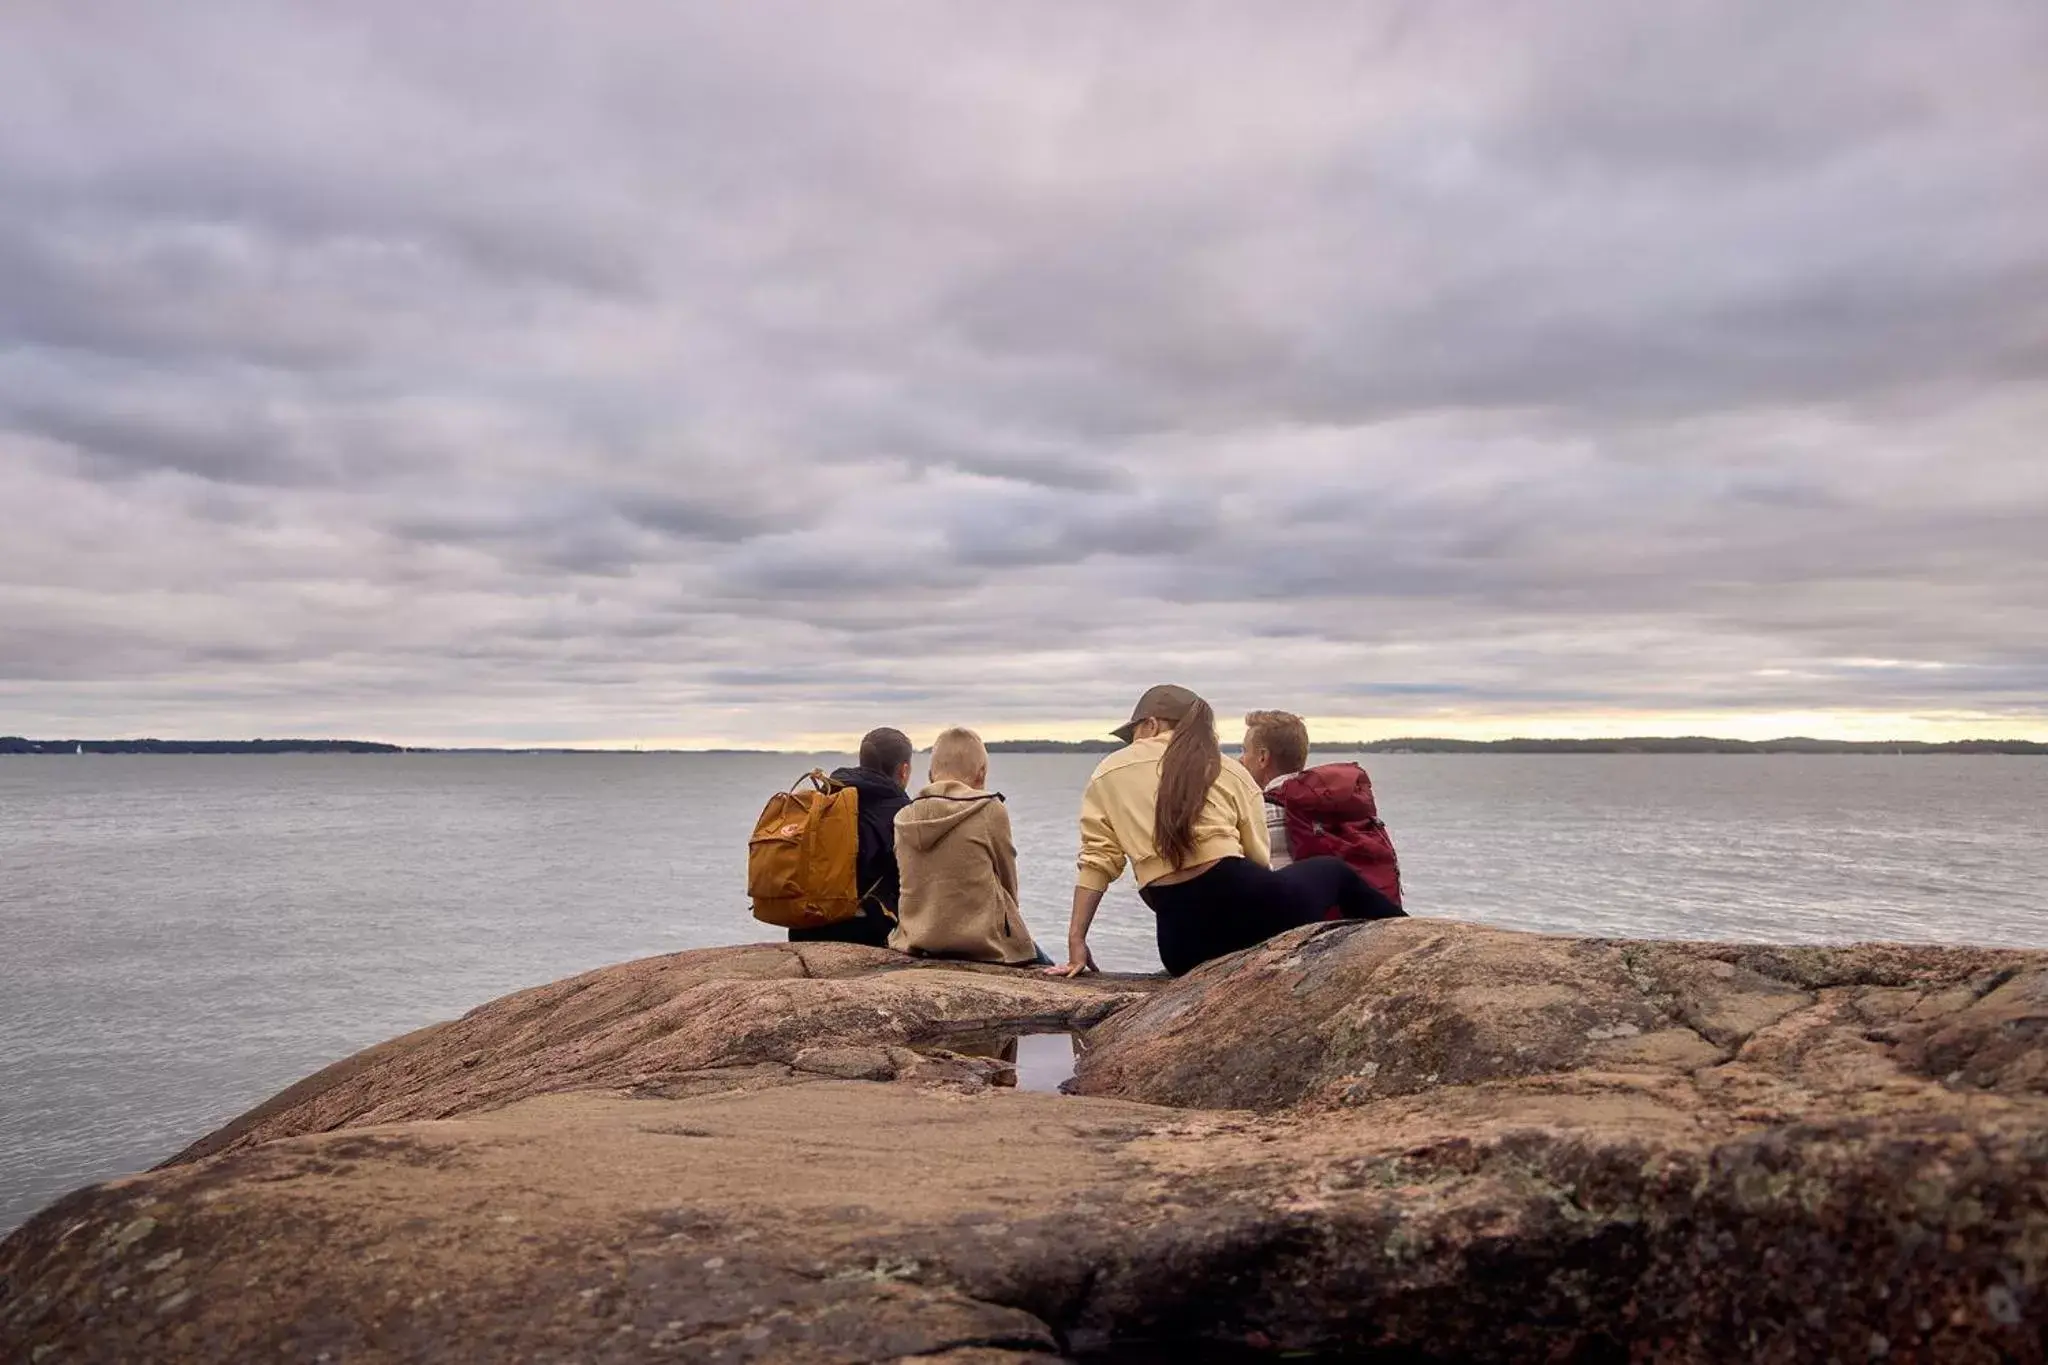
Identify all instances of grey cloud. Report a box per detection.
[0,362,468,491]
[928,447,1130,494]
[943,489,1221,570]
[614,496,769,543]
[385,501,653,576]
[7,397,303,487]
[0,1,2044,744]
[0,219,381,372]
[1486,7,1942,177]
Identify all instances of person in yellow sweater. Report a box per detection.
[1046,684,1404,977]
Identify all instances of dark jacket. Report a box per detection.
[787,765,910,948]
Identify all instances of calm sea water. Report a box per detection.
[3,752,2045,1232]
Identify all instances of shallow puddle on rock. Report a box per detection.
[1011,1031,1078,1093]
[937,1029,1083,1093]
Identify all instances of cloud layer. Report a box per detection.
[3,1,2046,744]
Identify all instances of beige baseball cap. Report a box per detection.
[1111,683,1202,743]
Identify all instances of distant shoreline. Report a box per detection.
[5,736,2045,756]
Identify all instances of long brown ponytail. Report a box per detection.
[1153,697,1220,870]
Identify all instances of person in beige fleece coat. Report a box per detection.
[889,727,1046,965]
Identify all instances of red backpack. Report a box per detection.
[1265,762,1403,911]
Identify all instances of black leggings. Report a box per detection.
[1138,856,1406,976]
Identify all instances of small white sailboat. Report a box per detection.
[75,743,85,756]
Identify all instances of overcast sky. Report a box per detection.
[2,2,2045,747]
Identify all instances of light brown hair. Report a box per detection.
[1154,695,1221,870]
[1243,709,1309,774]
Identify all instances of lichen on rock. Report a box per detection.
[4,923,2046,1362]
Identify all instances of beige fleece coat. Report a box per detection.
[889,780,1040,965]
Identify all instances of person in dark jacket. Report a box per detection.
[788,726,914,948]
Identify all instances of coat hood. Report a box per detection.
[895,779,1004,854]
[829,766,908,805]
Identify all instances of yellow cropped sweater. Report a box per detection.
[1074,736,1271,891]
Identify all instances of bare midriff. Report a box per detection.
[1147,857,1221,888]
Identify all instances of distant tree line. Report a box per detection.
[988,736,2048,756]
[5,735,2042,757]
[984,739,1124,753]
[0,738,405,755]
[1313,737,2048,755]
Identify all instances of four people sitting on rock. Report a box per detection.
[784,687,1405,976]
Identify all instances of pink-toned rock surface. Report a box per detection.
[163,940,1151,1166]
[1072,917,2048,1115]
[4,923,2046,1363]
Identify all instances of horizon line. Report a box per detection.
[9,732,2048,754]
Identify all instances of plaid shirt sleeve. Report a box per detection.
[1264,793,1293,869]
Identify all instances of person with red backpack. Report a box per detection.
[1045,685,1402,979]
[1241,710,1404,913]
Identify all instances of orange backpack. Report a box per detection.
[747,770,862,928]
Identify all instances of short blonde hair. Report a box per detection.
[928,726,989,782]
[1243,710,1310,773]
